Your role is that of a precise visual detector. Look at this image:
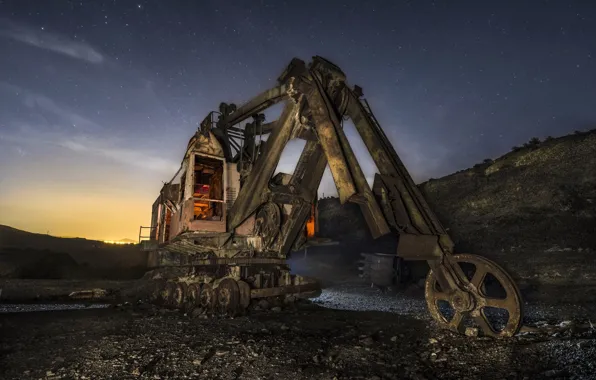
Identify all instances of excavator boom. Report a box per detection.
[141,56,524,339]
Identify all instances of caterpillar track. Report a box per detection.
[148,268,321,317]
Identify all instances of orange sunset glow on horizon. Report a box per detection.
[0,186,154,242]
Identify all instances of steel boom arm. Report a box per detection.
[213,56,522,338]
[342,86,454,252]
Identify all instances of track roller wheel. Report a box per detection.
[199,283,215,312]
[425,254,523,338]
[164,281,178,308]
[172,282,188,309]
[215,278,240,317]
[186,283,202,310]
[237,280,251,311]
[150,279,167,305]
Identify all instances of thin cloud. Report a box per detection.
[0,85,179,174]
[1,125,179,174]
[23,91,102,131]
[57,134,180,173]
[0,20,104,64]
[15,147,27,157]
[0,83,102,132]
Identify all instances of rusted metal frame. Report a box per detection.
[307,73,390,239]
[277,57,308,84]
[277,200,312,255]
[426,254,524,338]
[227,100,301,229]
[221,85,288,128]
[299,146,328,198]
[179,257,287,266]
[426,252,480,296]
[371,175,400,231]
[227,125,245,134]
[258,121,276,134]
[210,128,234,161]
[138,226,156,239]
[250,280,321,299]
[295,128,317,141]
[165,163,185,186]
[305,75,357,204]
[227,135,245,151]
[227,136,243,153]
[310,56,347,81]
[376,175,433,235]
[164,199,178,213]
[426,259,462,295]
[332,131,391,238]
[170,231,232,245]
[275,142,328,256]
[345,89,449,239]
[289,139,320,188]
[163,242,194,255]
[226,133,245,145]
[199,111,220,136]
[231,138,253,164]
[290,101,317,142]
[243,120,275,136]
[395,233,443,260]
[341,88,469,292]
[268,191,303,205]
[192,197,225,203]
[233,118,274,165]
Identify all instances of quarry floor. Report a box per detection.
[1,281,596,380]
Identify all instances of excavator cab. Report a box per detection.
[192,155,224,221]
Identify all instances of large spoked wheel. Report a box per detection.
[215,278,240,317]
[425,254,524,338]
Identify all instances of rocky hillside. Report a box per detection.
[317,129,596,299]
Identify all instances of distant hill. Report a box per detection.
[0,225,148,279]
[0,225,98,249]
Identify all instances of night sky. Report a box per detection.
[1,1,595,240]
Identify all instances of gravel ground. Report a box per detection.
[314,281,596,325]
[0,303,110,313]
[1,281,596,380]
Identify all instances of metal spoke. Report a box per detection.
[473,314,495,336]
[470,267,486,288]
[484,297,511,310]
[432,291,450,302]
[449,311,465,331]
